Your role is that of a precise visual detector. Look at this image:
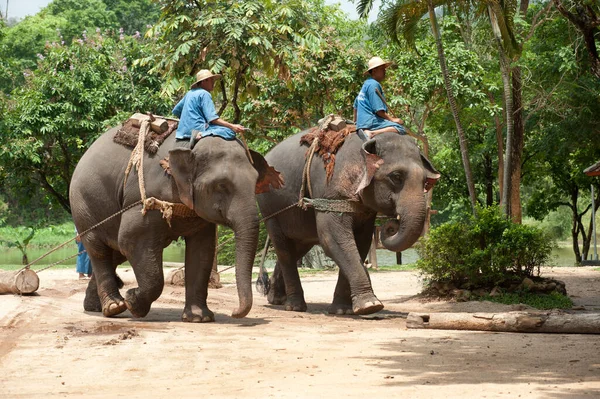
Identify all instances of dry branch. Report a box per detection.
[406,311,600,334]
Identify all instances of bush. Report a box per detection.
[416,206,556,287]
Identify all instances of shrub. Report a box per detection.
[416,206,556,287]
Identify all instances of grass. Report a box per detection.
[481,291,573,310]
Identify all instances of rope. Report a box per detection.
[238,130,254,165]
[16,199,144,274]
[124,117,150,206]
[299,137,319,207]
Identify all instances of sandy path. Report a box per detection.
[1,266,599,398]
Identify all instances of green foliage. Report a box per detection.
[482,291,573,310]
[142,0,368,146]
[0,226,36,264]
[416,206,556,286]
[0,29,170,215]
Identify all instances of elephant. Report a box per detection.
[69,126,282,322]
[257,130,439,315]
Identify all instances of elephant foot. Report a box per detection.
[328,302,354,315]
[83,282,102,312]
[124,288,152,318]
[103,300,127,317]
[352,294,384,315]
[267,285,287,305]
[182,305,215,323]
[284,294,307,312]
[83,274,126,314]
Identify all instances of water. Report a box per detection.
[0,243,585,267]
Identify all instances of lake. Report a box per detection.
[0,242,590,268]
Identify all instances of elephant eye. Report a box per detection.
[387,171,404,187]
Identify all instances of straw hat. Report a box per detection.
[364,56,393,75]
[191,69,221,89]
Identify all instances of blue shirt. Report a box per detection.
[172,88,219,139]
[354,78,387,130]
[353,78,405,134]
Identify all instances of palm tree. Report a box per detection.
[358,0,478,215]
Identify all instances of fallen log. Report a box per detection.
[406,311,600,334]
[0,269,39,294]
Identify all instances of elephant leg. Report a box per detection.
[268,225,311,311]
[329,222,375,315]
[267,261,286,305]
[83,243,127,316]
[182,224,216,323]
[119,213,165,318]
[317,213,382,315]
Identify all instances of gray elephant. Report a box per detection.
[70,127,282,322]
[257,130,439,315]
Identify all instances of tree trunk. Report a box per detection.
[0,269,39,294]
[570,188,583,263]
[510,66,524,223]
[584,187,600,260]
[428,0,477,215]
[486,91,504,205]
[490,9,515,217]
[407,312,600,334]
[553,0,600,79]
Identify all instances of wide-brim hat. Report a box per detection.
[364,56,393,75]
[191,69,221,89]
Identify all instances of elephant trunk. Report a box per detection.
[230,207,259,318]
[380,198,427,253]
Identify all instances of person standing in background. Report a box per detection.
[75,230,92,279]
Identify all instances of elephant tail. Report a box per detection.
[255,269,270,296]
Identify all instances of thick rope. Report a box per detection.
[16,199,144,274]
[299,137,319,207]
[124,118,150,205]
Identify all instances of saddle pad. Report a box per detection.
[300,125,356,181]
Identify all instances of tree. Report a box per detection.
[553,0,600,79]
[141,0,365,140]
[102,0,161,35]
[522,9,600,262]
[0,30,169,214]
[359,0,478,215]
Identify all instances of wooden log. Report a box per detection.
[406,312,600,334]
[329,117,347,131]
[0,269,39,294]
[130,113,168,133]
[165,268,185,286]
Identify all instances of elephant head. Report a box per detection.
[355,133,440,252]
[167,138,283,318]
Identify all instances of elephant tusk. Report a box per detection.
[396,214,401,221]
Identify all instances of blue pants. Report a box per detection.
[76,241,92,275]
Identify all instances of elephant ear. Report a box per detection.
[250,150,285,194]
[355,139,384,195]
[168,148,196,209]
[421,153,441,193]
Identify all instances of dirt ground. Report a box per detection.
[1,266,599,399]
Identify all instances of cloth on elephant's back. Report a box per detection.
[114,116,178,154]
[300,124,356,181]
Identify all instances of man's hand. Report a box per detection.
[391,117,404,125]
[231,124,246,134]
